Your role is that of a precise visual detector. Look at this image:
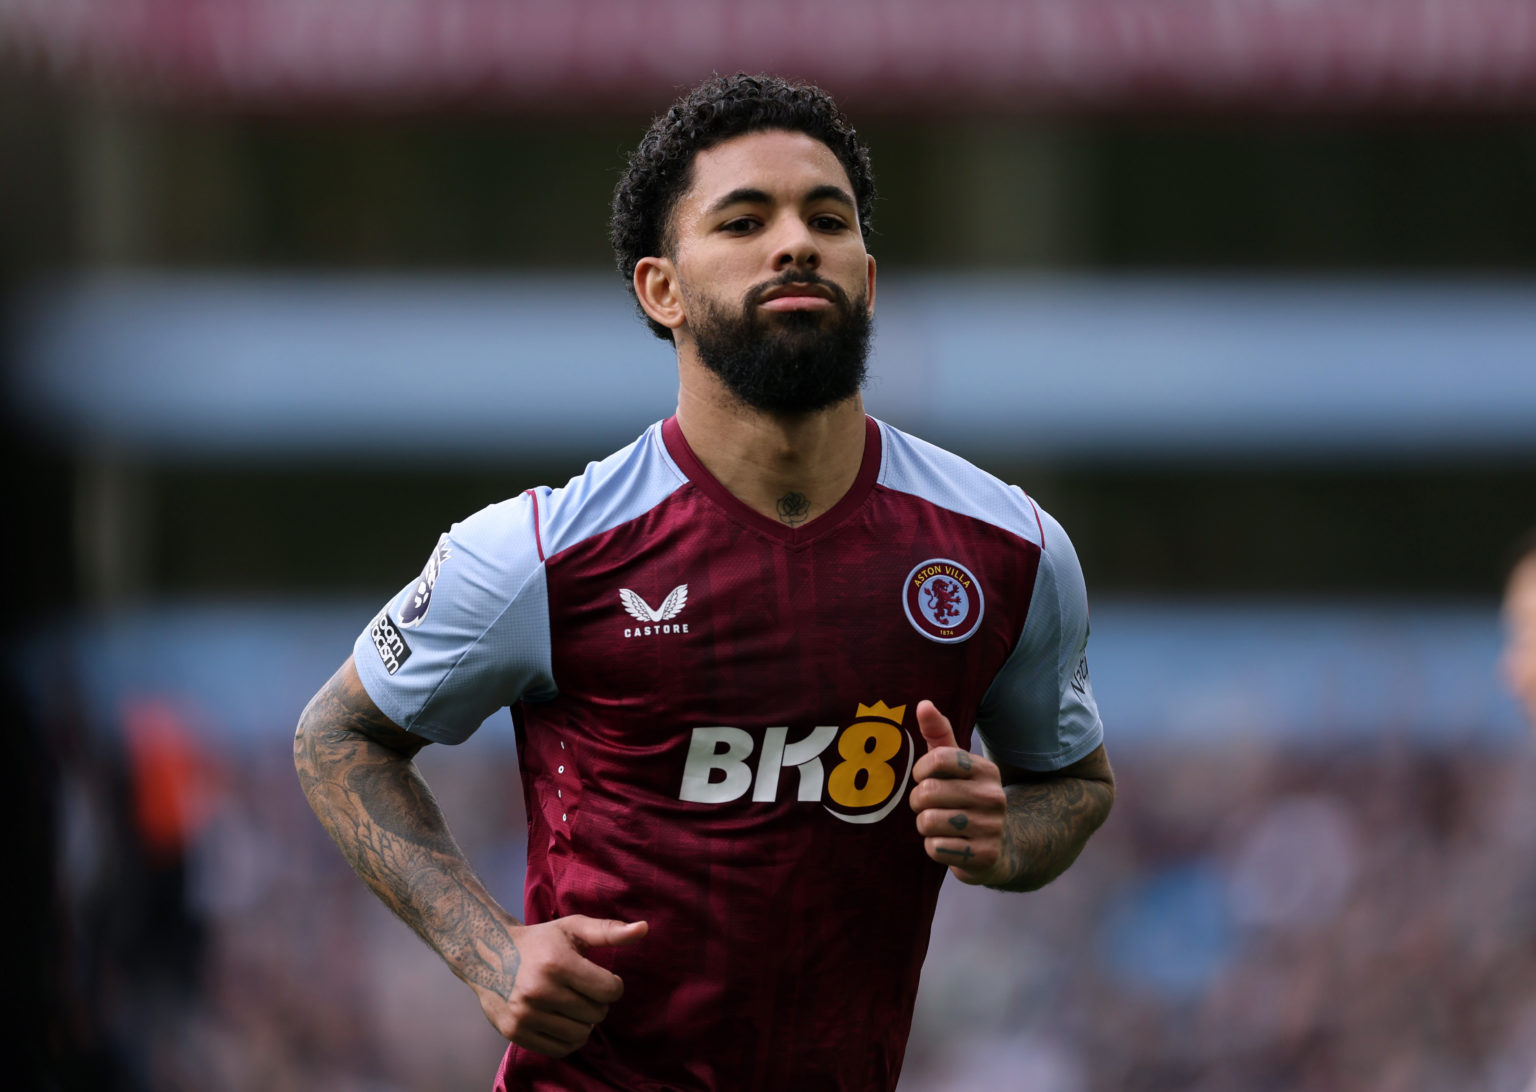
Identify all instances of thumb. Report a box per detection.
[916,700,957,753]
[564,916,650,951]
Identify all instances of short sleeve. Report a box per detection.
[353,492,556,744]
[974,504,1103,771]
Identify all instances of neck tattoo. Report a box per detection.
[776,492,811,527]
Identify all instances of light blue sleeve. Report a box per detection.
[352,492,556,744]
[975,502,1104,771]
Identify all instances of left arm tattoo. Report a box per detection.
[989,746,1115,893]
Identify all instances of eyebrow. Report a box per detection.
[704,184,857,217]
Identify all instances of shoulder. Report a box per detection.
[874,418,1046,548]
[420,423,681,594]
[528,420,689,560]
[445,421,685,563]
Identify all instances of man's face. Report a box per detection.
[1503,555,1536,729]
[666,129,876,415]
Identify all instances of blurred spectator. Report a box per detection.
[905,740,1536,1092]
[119,698,224,993]
[30,659,143,1089]
[31,673,1536,1089]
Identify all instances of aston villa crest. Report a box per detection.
[903,559,984,643]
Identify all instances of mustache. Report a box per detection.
[744,270,853,311]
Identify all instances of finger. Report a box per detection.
[529,1009,598,1043]
[559,957,626,1006]
[914,808,990,839]
[913,701,977,781]
[513,1013,596,1057]
[912,745,979,783]
[512,1028,576,1057]
[916,700,957,752]
[564,916,649,951]
[528,988,610,1026]
[924,836,999,875]
[909,775,1004,814]
[557,918,647,1003]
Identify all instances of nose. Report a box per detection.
[771,217,820,273]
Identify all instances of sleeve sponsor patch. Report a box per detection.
[397,537,452,628]
[369,609,412,675]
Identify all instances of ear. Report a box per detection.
[634,256,686,332]
[864,253,877,316]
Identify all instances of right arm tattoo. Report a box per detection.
[293,658,521,996]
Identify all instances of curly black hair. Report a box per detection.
[611,73,876,340]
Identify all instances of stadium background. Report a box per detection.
[5,2,1536,1089]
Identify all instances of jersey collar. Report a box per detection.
[661,414,883,545]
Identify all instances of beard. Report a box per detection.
[687,272,872,417]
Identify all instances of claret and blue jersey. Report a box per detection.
[355,414,1102,1092]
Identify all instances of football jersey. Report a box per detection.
[354,415,1103,1092]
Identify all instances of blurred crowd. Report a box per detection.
[902,742,1536,1092]
[32,690,1536,1092]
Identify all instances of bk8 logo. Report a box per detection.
[677,702,915,825]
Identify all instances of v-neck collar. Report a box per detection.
[661,414,882,546]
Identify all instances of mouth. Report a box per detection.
[757,282,836,312]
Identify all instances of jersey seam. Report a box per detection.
[973,521,1057,746]
[650,422,690,488]
[540,424,690,563]
[406,559,552,740]
[873,480,1038,552]
[983,724,1103,771]
[874,420,1044,548]
[1026,493,1046,551]
[1038,518,1082,696]
[528,488,545,562]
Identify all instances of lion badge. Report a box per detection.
[903,559,984,644]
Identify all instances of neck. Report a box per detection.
[673,353,868,528]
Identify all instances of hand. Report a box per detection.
[908,700,1011,886]
[472,915,648,1057]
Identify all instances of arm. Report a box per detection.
[907,700,1114,891]
[294,656,646,1056]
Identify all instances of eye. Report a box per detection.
[720,217,759,235]
[811,214,850,233]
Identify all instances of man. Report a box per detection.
[295,73,1114,1092]
[1503,530,1536,729]
[1502,536,1536,1092]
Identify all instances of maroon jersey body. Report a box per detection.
[355,416,1104,1091]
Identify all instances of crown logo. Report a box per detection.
[855,701,907,724]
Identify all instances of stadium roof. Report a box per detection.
[3,0,1536,116]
